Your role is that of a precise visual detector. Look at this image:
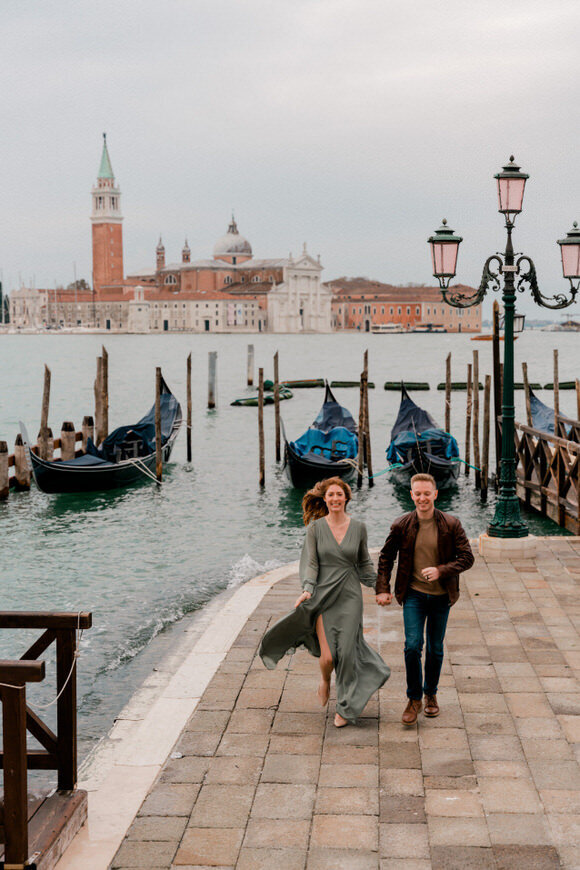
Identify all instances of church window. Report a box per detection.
[398,307,401,315]
[389,307,393,315]
[416,307,420,315]
[407,307,410,315]
[381,307,384,314]
[224,276,232,285]
[252,276,260,283]
[164,275,177,285]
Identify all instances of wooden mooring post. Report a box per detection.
[13,434,31,490]
[357,359,367,488]
[208,351,217,409]
[522,362,533,426]
[81,415,94,452]
[94,355,103,445]
[472,349,481,489]
[0,441,9,498]
[445,352,451,433]
[186,353,192,463]
[38,364,52,460]
[464,363,472,476]
[101,346,109,440]
[155,367,162,482]
[274,351,281,462]
[364,350,373,487]
[60,421,76,461]
[492,300,502,481]
[247,344,254,387]
[258,367,265,487]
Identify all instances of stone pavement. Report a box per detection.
[111,537,580,870]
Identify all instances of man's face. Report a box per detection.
[410,481,438,516]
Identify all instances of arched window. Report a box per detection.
[164,274,177,285]
[252,276,261,283]
[224,276,232,285]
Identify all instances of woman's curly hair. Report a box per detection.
[301,476,352,525]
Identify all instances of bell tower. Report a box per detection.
[91,133,124,295]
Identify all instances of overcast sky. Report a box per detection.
[2,0,579,316]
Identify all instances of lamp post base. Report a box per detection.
[479,532,536,561]
[487,495,529,539]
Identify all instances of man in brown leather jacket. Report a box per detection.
[376,473,474,725]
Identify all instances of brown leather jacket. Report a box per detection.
[376,509,474,605]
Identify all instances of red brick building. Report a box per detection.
[328,278,481,333]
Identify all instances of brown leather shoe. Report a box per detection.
[402,699,422,725]
[424,694,439,717]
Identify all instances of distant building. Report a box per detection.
[328,278,481,333]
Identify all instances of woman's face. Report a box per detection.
[324,484,347,513]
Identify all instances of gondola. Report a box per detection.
[529,388,574,437]
[283,383,358,488]
[23,377,182,494]
[386,384,460,489]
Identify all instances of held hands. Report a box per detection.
[295,590,312,608]
[421,566,440,583]
[376,592,393,607]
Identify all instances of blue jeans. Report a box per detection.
[403,588,451,700]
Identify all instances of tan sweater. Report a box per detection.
[410,517,446,596]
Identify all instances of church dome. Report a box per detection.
[213,217,252,259]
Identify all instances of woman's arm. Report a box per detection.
[299,522,319,595]
[357,523,377,588]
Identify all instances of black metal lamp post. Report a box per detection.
[429,157,580,539]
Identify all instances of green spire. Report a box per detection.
[98,132,115,180]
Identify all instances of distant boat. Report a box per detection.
[23,377,182,494]
[471,334,517,341]
[371,323,409,334]
[386,384,460,489]
[231,385,293,406]
[283,383,358,488]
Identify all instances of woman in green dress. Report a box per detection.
[259,477,390,727]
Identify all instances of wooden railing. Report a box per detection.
[514,421,579,534]
[0,611,92,869]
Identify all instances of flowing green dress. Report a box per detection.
[259,517,390,723]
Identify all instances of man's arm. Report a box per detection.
[437,520,474,580]
[376,524,400,595]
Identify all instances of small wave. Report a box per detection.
[226,553,284,588]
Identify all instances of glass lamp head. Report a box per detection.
[428,219,463,285]
[557,221,580,280]
[494,156,529,223]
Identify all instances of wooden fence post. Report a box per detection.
[553,349,560,436]
[576,378,580,422]
[0,441,9,498]
[258,368,265,487]
[186,352,192,463]
[274,351,281,462]
[56,628,77,791]
[155,367,162,482]
[247,344,254,387]
[465,363,472,476]
[208,351,217,409]
[2,683,28,866]
[481,375,491,501]
[14,434,31,490]
[445,352,451,433]
[82,415,94,451]
[472,349,480,489]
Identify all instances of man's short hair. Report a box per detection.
[410,473,437,489]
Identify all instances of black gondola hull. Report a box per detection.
[284,442,356,489]
[389,452,460,490]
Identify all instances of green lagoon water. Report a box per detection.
[0,330,576,759]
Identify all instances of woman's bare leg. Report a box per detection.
[316,614,333,705]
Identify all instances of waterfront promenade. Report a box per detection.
[58,536,580,870]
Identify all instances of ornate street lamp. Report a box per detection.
[429,157,579,539]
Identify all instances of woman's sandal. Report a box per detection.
[334,713,349,728]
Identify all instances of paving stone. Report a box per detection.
[528,760,580,789]
[430,845,495,869]
[423,775,477,790]
[514,717,564,740]
[160,756,210,783]
[473,760,531,779]
[467,735,524,761]
[127,815,187,841]
[112,839,177,867]
[173,827,244,865]
[319,762,378,788]
[379,795,425,824]
[425,788,483,817]
[268,733,323,755]
[140,783,200,817]
[378,823,429,858]
[462,713,516,735]
[316,787,379,815]
[521,737,574,760]
[378,742,421,768]
[547,692,580,716]
[243,818,311,849]
[479,776,542,814]
[380,769,424,796]
[546,812,580,847]
[457,692,508,713]
[492,844,561,869]
[322,744,378,765]
[252,783,316,819]
[261,753,320,784]
[236,687,282,709]
[486,813,553,845]
[236,847,306,870]
[539,789,580,814]
[216,732,269,756]
[308,848,379,869]
[310,814,378,850]
[428,815,490,846]
[185,710,231,732]
[227,708,275,733]
[173,730,221,757]
[420,748,474,777]
[272,711,326,734]
[204,755,262,785]
[188,785,255,827]
[505,692,555,718]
